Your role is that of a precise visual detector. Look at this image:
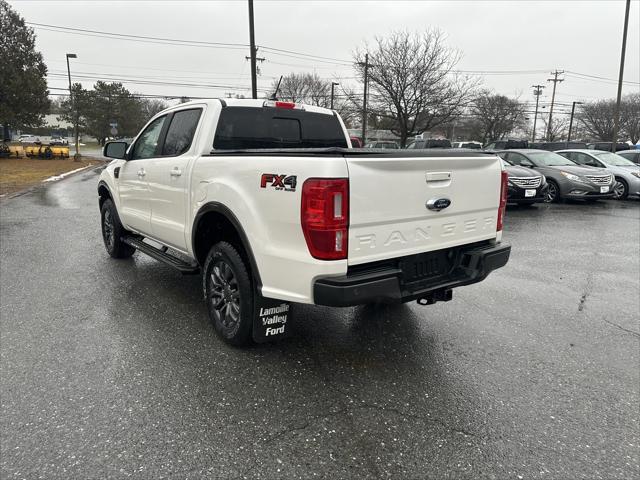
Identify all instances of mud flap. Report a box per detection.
[252,294,292,343]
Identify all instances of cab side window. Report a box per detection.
[162,109,202,156]
[132,116,166,159]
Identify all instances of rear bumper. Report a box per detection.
[313,242,511,307]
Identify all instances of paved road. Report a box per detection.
[1,168,638,479]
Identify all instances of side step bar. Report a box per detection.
[122,236,200,275]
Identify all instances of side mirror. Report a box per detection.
[104,141,128,159]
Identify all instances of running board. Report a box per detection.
[122,236,200,275]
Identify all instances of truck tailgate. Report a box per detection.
[345,152,502,265]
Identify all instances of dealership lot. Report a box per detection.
[1,168,638,479]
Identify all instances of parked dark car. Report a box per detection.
[484,139,528,151]
[406,139,451,149]
[500,158,548,205]
[365,141,399,149]
[497,149,615,203]
[617,149,640,165]
[587,142,630,152]
[535,141,588,151]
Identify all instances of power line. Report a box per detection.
[259,46,352,65]
[27,22,248,49]
[566,70,640,85]
[47,73,271,93]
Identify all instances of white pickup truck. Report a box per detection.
[99,99,510,345]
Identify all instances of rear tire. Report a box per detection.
[203,241,254,346]
[101,199,135,259]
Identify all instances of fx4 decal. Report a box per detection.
[260,174,297,192]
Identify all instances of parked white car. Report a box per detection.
[18,134,40,143]
[98,99,510,345]
[557,149,640,199]
[452,141,482,149]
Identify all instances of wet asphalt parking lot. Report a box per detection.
[1,167,639,479]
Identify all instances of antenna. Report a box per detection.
[270,75,283,100]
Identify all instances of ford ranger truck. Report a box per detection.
[98,99,511,345]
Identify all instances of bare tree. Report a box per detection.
[468,91,526,143]
[578,99,616,141]
[139,98,168,120]
[540,115,569,142]
[578,94,639,142]
[270,72,330,107]
[353,30,478,147]
[620,92,639,143]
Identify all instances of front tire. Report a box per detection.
[613,178,629,200]
[203,242,254,346]
[101,199,135,259]
[545,180,560,203]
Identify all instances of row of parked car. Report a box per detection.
[499,149,639,204]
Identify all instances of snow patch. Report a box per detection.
[42,166,89,183]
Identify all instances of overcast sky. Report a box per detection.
[10,0,640,115]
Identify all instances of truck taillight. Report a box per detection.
[301,178,349,260]
[263,100,302,110]
[497,170,508,231]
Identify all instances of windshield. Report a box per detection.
[594,152,636,166]
[501,159,512,167]
[528,151,576,166]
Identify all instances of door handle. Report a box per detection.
[137,168,146,177]
[170,167,182,177]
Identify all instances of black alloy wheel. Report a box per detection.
[203,241,253,346]
[545,181,559,203]
[208,259,242,333]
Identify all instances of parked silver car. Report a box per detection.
[617,150,640,165]
[557,149,640,200]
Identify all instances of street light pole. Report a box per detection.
[567,101,583,142]
[361,53,369,147]
[66,53,79,160]
[611,0,631,152]
[330,82,339,110]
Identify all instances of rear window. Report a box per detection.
[213,107,348,149]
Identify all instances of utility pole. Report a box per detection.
[330,82,339,110]
[247,0,257,99]
[361,53,369,146]
[567,101,583,142]
[531,84,545,142]
[546,70,564,141]
[66,53,79,160]
[611,0,631,152]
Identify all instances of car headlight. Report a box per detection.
[560,171,580,181]
[631,171,640,179]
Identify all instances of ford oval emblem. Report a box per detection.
[426,197,451,211]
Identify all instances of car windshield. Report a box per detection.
[501,159,512,167]
[528,151,575,166]
[594,152,636,166]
